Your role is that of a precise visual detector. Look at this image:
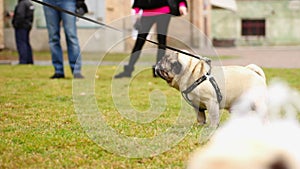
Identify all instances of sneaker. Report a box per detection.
[50,73,65,79]
[74,73,84,79]
[114,71,132,78]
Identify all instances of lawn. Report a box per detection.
[1,57,300,168]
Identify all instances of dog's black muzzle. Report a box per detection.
[154,64,173,84]
[154,64,164,80]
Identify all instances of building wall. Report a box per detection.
[211,0,300,46]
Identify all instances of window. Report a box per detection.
[241,19,266,36]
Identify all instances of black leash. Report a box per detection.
[140,38,210,62]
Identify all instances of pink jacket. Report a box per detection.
[134,2,186,16]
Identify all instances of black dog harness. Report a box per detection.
[181,70,222,110]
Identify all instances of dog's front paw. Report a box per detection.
[197,120,207,126]
[196,110,207,125]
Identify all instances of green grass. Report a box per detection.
[1,63,300,168]
[0,49,51,60]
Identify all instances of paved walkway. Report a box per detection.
[213,46,300,68]
[1,46,299,68]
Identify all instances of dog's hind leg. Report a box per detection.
[195,108,206,125]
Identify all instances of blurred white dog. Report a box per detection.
[188,80,300,169]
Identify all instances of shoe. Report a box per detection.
[74,73,84,79]
[50,73,65,79]
[114,71,132,78]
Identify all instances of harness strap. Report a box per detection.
[208,76,222,103]
[181,74,222,110]
[182,74,207,104]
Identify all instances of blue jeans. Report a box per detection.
[15,28,33,64]
[43,0,81,75]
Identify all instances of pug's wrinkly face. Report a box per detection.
[155,52,183,88]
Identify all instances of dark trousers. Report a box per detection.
[15,28,33,64]
[126,14,171,71]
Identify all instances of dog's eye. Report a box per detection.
[171,61,182,74]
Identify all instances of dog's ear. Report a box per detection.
[172,61,182,74]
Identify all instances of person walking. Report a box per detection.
[43,0,87,79]
[115,0,188,78]
[12,0,35,64]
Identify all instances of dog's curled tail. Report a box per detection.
[246,64,266,82]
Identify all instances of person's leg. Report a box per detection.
[15,29,27,64]
[61,0,82,76]
[25,29,33,64]
[115,16,155,78]
[43,0,64,76]
[128,16,156,69]
[155,14,171,63]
